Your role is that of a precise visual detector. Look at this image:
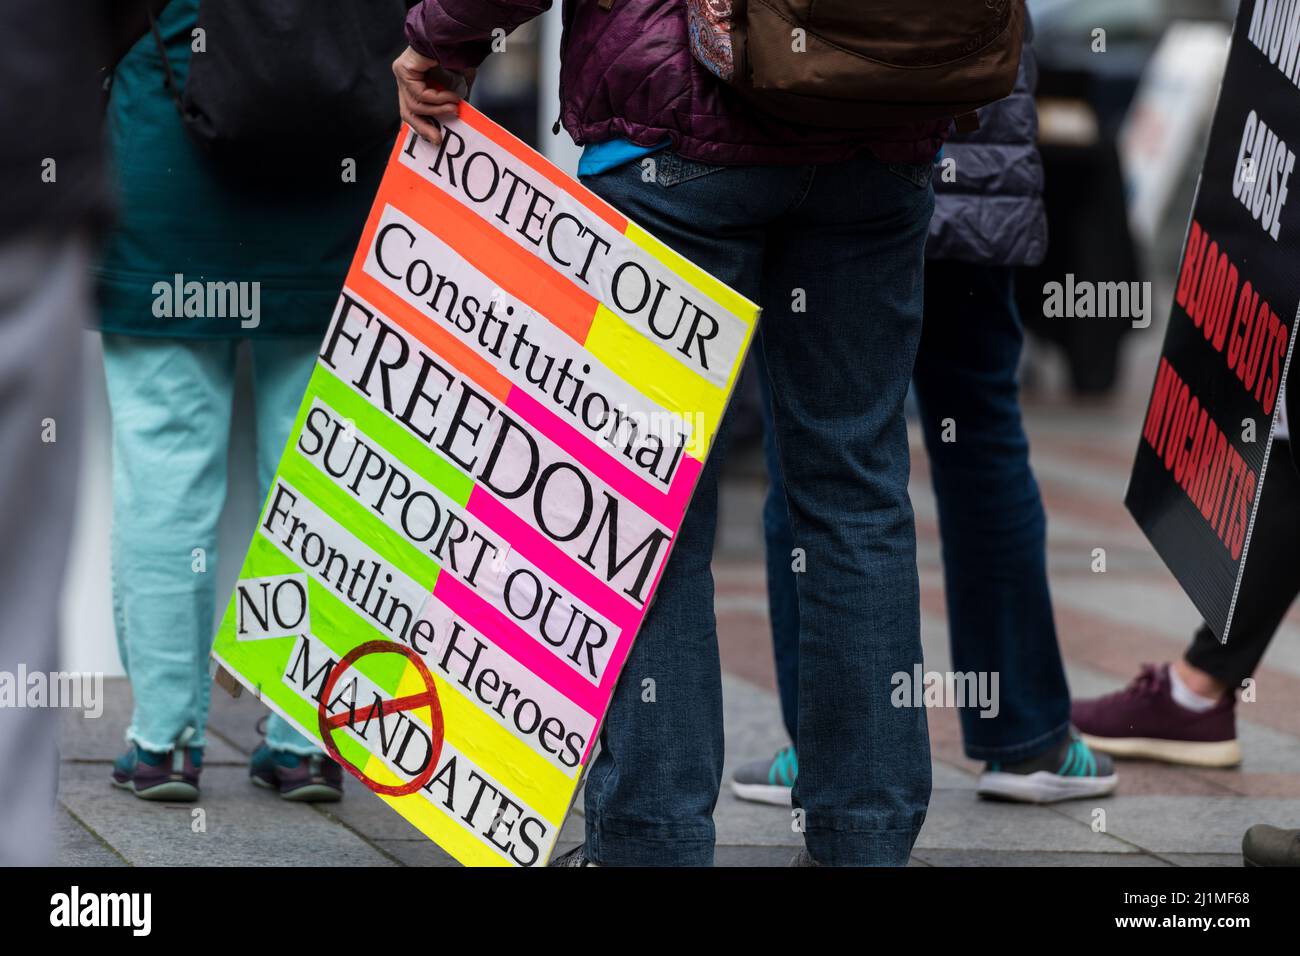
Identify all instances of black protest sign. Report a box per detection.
[1126,0,1300,641]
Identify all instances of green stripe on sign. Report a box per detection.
[211,536,420,773]
[305,363,474,507]
[276,447,442,592]
[215,533,418,693]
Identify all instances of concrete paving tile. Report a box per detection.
[714,845,802,866]
[61,678,250,766]
[1092,760,1239,797]
[912,849,1170,867]
[53,806,127,867]
[713,787,802,848]
[915,791,1135,853]
[1052,796,1299,854]
[1197,772,1300,798]
[310,773,430,842]
[1229,721,1300,775]
[1162,853,1241,866]
[205,680,281,755]
[719,673,792,781]
[57,761,394,866]
[373,840,461,866]
[931,759,976,790]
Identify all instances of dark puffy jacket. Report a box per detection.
[927,33,1046,267]
[405,0,948,166]
[0,0,113,243]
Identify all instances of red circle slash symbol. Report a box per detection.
[317,640,443,797]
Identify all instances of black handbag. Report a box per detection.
[148,1,410,175]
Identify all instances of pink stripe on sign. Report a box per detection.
[432,573,608,719]
[505,387,702,531]
[465,487,656,766]
[466,486,644,636]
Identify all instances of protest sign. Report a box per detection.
[211,104,759,865]
[1126,0,1300,641]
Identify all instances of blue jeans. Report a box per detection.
[103,335,321,756]
[764,261,1072,761]
[579,152,934,866]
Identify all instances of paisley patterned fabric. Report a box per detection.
[687,0,734,81]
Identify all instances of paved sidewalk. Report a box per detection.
[55,337,1300,866]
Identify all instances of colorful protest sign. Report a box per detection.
[1126,0,1300,641]
[211,105,759,865]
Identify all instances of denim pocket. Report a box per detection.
[886,161,934,189]
[654,151,728,187]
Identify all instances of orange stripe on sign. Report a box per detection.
[347,161,402,282]
[345,267,514,405]
[376,160,599,346]
[456,104,628,234]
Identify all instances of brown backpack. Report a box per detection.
[687,0,1026,130]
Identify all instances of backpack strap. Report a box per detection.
[146,5,185,116]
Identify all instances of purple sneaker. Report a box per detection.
[1071,663,1240,767]
[249,744,342,802]
[111,744,201,801]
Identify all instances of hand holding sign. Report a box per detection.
[392,46,472,146]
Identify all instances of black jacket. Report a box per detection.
[927,31,1047,268]
[0,1,160,243]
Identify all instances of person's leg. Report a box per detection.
[1073,441,1300,767]
[103,335,236,758]
[727,352,802,807]
[0,234,88,863]
[757,351,801,744]
[762,156,933,866]
[1183,440,1300,689]
[911,262,1071,762]
[249,336,325,757]
[576,155,776,866]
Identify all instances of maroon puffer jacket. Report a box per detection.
[405,0,948,166]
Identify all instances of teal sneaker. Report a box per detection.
[111,742,202,802]
[978,731,1118,804]
[249,743,343,802]
[729,745,798,806]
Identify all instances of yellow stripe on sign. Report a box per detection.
[393,662,574,826]
[363,754,511,867]
[585,302,727,460]
[624,220,761,373]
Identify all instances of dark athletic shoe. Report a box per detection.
[977,731,1118,804]
[111,744,201,802]
[1242,824,1300,867]
[789,848,822,867]
[729,745,798,806]
[548,846,598,867]
[249,744,342,802]
[1072,663,1241,767]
